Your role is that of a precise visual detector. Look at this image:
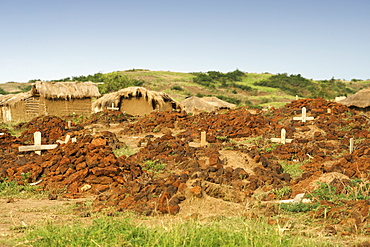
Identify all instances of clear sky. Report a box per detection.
[1,0,369,83]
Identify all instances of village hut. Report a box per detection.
[338,88,370,110]
[92,87,182,116]
[180,96,236,114]
[0,92,33,123]
[0,81,100,123]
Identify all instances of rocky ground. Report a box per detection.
[1,98,370,242]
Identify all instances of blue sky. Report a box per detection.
[1,0,369,83]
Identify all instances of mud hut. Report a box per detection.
[338,88,370,111]
[180,96,236,114]
[0,81,100,123]
[92,87,182,116]
[0,92,33,123]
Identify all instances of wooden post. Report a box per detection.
[349,138,354,154]
[296,95,298,100]
[293,107,314,123]
[34,131,41,155]
[18,131,58,155]
[271,129,293,144]
[200,131,206,147]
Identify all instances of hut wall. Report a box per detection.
[43,98,93,116]
[120,98,154,116]
[5,103,28,123]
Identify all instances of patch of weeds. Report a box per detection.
[216,135,228,141]
[143,160,166,173]
[113,146,138,157]
[280,202,320,213]
[280,161,307,180]
[272,186,291,200]
[223,146,234,150]
[264,143,280,152]
[0,179,45,199]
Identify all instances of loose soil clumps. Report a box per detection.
[1,98,370,235]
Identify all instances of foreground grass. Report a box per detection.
[0,180,47,199]
[17,216,333,247]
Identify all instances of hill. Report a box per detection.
[1,69,370,108]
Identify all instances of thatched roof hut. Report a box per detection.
[0,92,33,107]
[93,87,182,116]
[201,97,236,109]
[339,88,370,108]
[180,96,236,114]
[32,81,101,99]
[0,81,101,123]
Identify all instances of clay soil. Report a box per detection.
[1,98,370,245]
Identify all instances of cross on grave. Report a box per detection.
[18,131,58,155]
[107,103,119,111]
[189,131,208,147]
[349,138,354,154]
[271,129,293,144]
[293,107,314,123]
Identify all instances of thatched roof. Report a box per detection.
[201,97,236,109]
[92,87,182,111]
[339,88,370,108]
[0,92,33,106]
[32,81,101,99]
[180,96,235,114]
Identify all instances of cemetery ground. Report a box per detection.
[1,98,370,246]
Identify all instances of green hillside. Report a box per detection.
[1,69,370,108]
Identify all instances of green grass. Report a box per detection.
[113,146,139,157]
[18,216,334,247]
[280,161,306,180]
[0,180,46,199]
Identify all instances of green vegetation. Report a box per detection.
[272,186,291,200]
[192,69,251,91]
[254,73,354,98]
[19,216,331,247]
[49,71,145,94]
[280,161,306,180]
[306,179,370,202]
[142,160,166,172]
[280,202,320,213]
[113,146,139,157]
[0,178,45,199]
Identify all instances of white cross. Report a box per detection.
[107,103,119,111]
[200,131,207,147]
[271,129,293,144]
[349,138,354,154]
[18,132,58,155]
[293,107,314,123]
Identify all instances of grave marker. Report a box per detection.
[18,131,58,155]
[107,103,119,111]
[200,131,207,147]
[293,107,314,123]
[349,138,354,154]
[271,129,293,144]
[189,131,208,147]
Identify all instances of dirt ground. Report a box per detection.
[1,98,370,246]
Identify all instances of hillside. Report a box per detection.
[1,70,370,108]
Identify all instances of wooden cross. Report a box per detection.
[271,129,293,144]
[107,103,119,111]
[200,131,207,147]
[189,131,208,147]
[293,107,314,123]
[18,131,58,155]
[349,138,354,154]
